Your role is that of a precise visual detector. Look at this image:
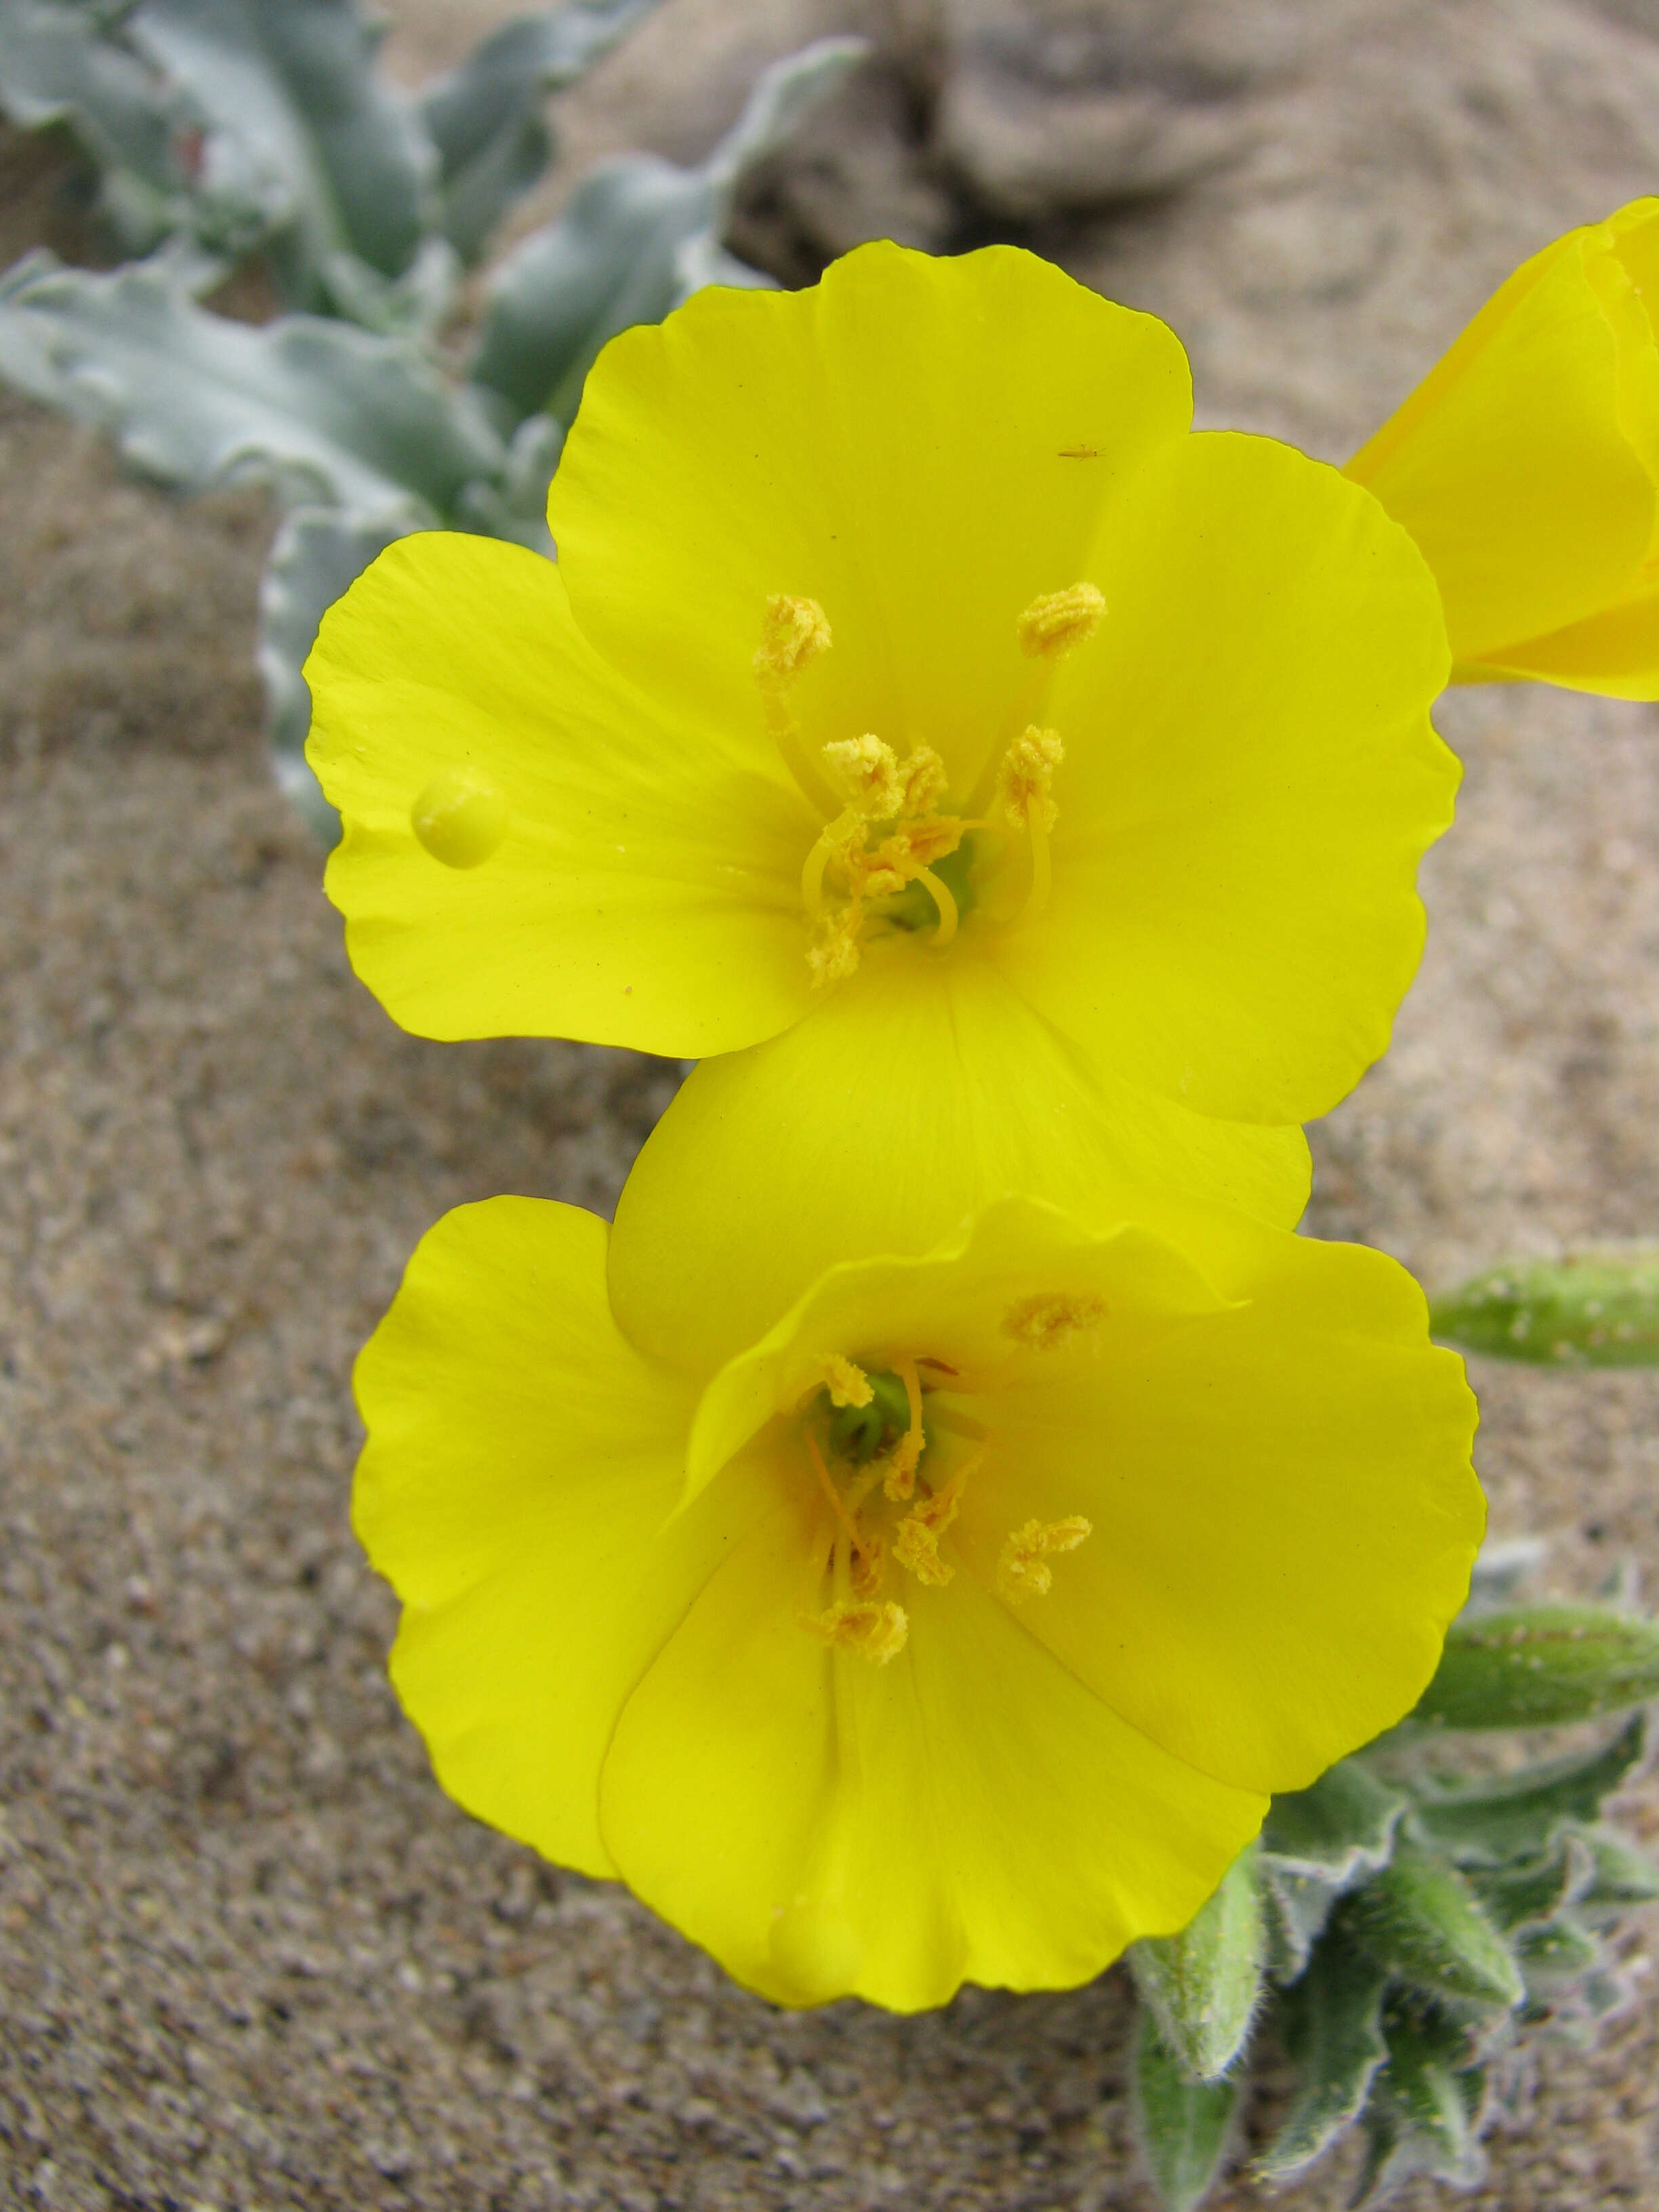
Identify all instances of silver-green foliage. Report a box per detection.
[0,0,865,834]
[1130,1553,1659,2208]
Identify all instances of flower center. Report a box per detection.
[792,1351,1092,1664]
[753,583,1105,989]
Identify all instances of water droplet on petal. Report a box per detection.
[411,766,507,868]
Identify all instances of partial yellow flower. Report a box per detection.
[308,241,1454,1252]
[355,1189,1481,2013]
[1348,197,1659,697]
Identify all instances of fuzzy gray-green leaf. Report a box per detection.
[1431,1246,1659,1365]
[128,0,434,309]
[0,0,184,247]
[1570,1821,1659,1914]
[1254,1936,1389,2181]
[1414,1604,1659,1729]
[1257,1761,1409,1978]
[467,34,865,428]
[1128,1847,1263,2083]
[1132,2011,1241,2212]
[1355,2006,1487,2203]
[1410,1712,1649,1866]
[1466,1830,1595,1933]
[419,0,661,262]
[1344,1846,1524,2013]
[0,253,504,512]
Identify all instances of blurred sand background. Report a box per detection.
[5,1,1659,2205]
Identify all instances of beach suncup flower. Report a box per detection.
[1348,197,1659,698]
[355,1187,1481,2012]
[308,242,1455,1269]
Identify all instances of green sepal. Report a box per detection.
[1430,1247,1659,1365]
[1257,1762,1408,1979]
[1130,2011,1242,2212]
[1127,1846,1264,2083]
[1253,1933,1389,2182]
[1342,1845,1523,2013]
[1410,1713,1648,1866]
[1413,1605,1659,1729]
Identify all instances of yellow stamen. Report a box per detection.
[1017,581,1105,660]
[1003,1292,1107,1349]
[823,734,904,819]
[756,594,832,680]
[997,726,1064,834]
[893,1450,981,1588]
[882,1357,926,1501]
[815,1354,872,1408]
[756,595,838,815]
[803,1598,909,1665]
[807,906,863,988]
[850,1533,887,1598]
[806,1431,866,1564]
[899,745,949,816]
[998,1517,1093,1605]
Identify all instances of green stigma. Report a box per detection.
[827,1369,914,1462]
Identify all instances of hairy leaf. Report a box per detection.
[1132,2011,1242,2212]
[0,0,184,245]
[1254,1936,1389,2181]
[1431,1246,1659,1365]
[1258,1761,1409,1979]
[1570,1821,1659,1915]
[127,0,433,310]
[1343,1846,1523,2013]
[419,0,661,262]
[1466,1830,1595,1933]
[1128,1847,1263,2083]
[468,33,865,427]
[1410,1713,1650,1866]
[1355,2004,1488,2203]
[0,253,504,512]
[1414,1604,1659,1729]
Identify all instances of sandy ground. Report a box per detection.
[4,1,1659,2206]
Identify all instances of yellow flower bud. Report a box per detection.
[1347,197,1659,697]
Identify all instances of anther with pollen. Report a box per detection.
[998,1517,1093,1604]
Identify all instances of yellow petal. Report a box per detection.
[307,533,818,1052]
[996,430,1455,1125]
[352,1197,749,1877]
[550,239,1192,801]
[607,943,1309,1377]
[597,1482,1265,2010]
[684,1193,1235,1504]
[950,1202,1483,1796]
[1348,199,1659,680]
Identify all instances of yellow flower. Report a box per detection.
[308,242,1454,1252]
[1347,197,1659,697]
[355,1189,1481,2012]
